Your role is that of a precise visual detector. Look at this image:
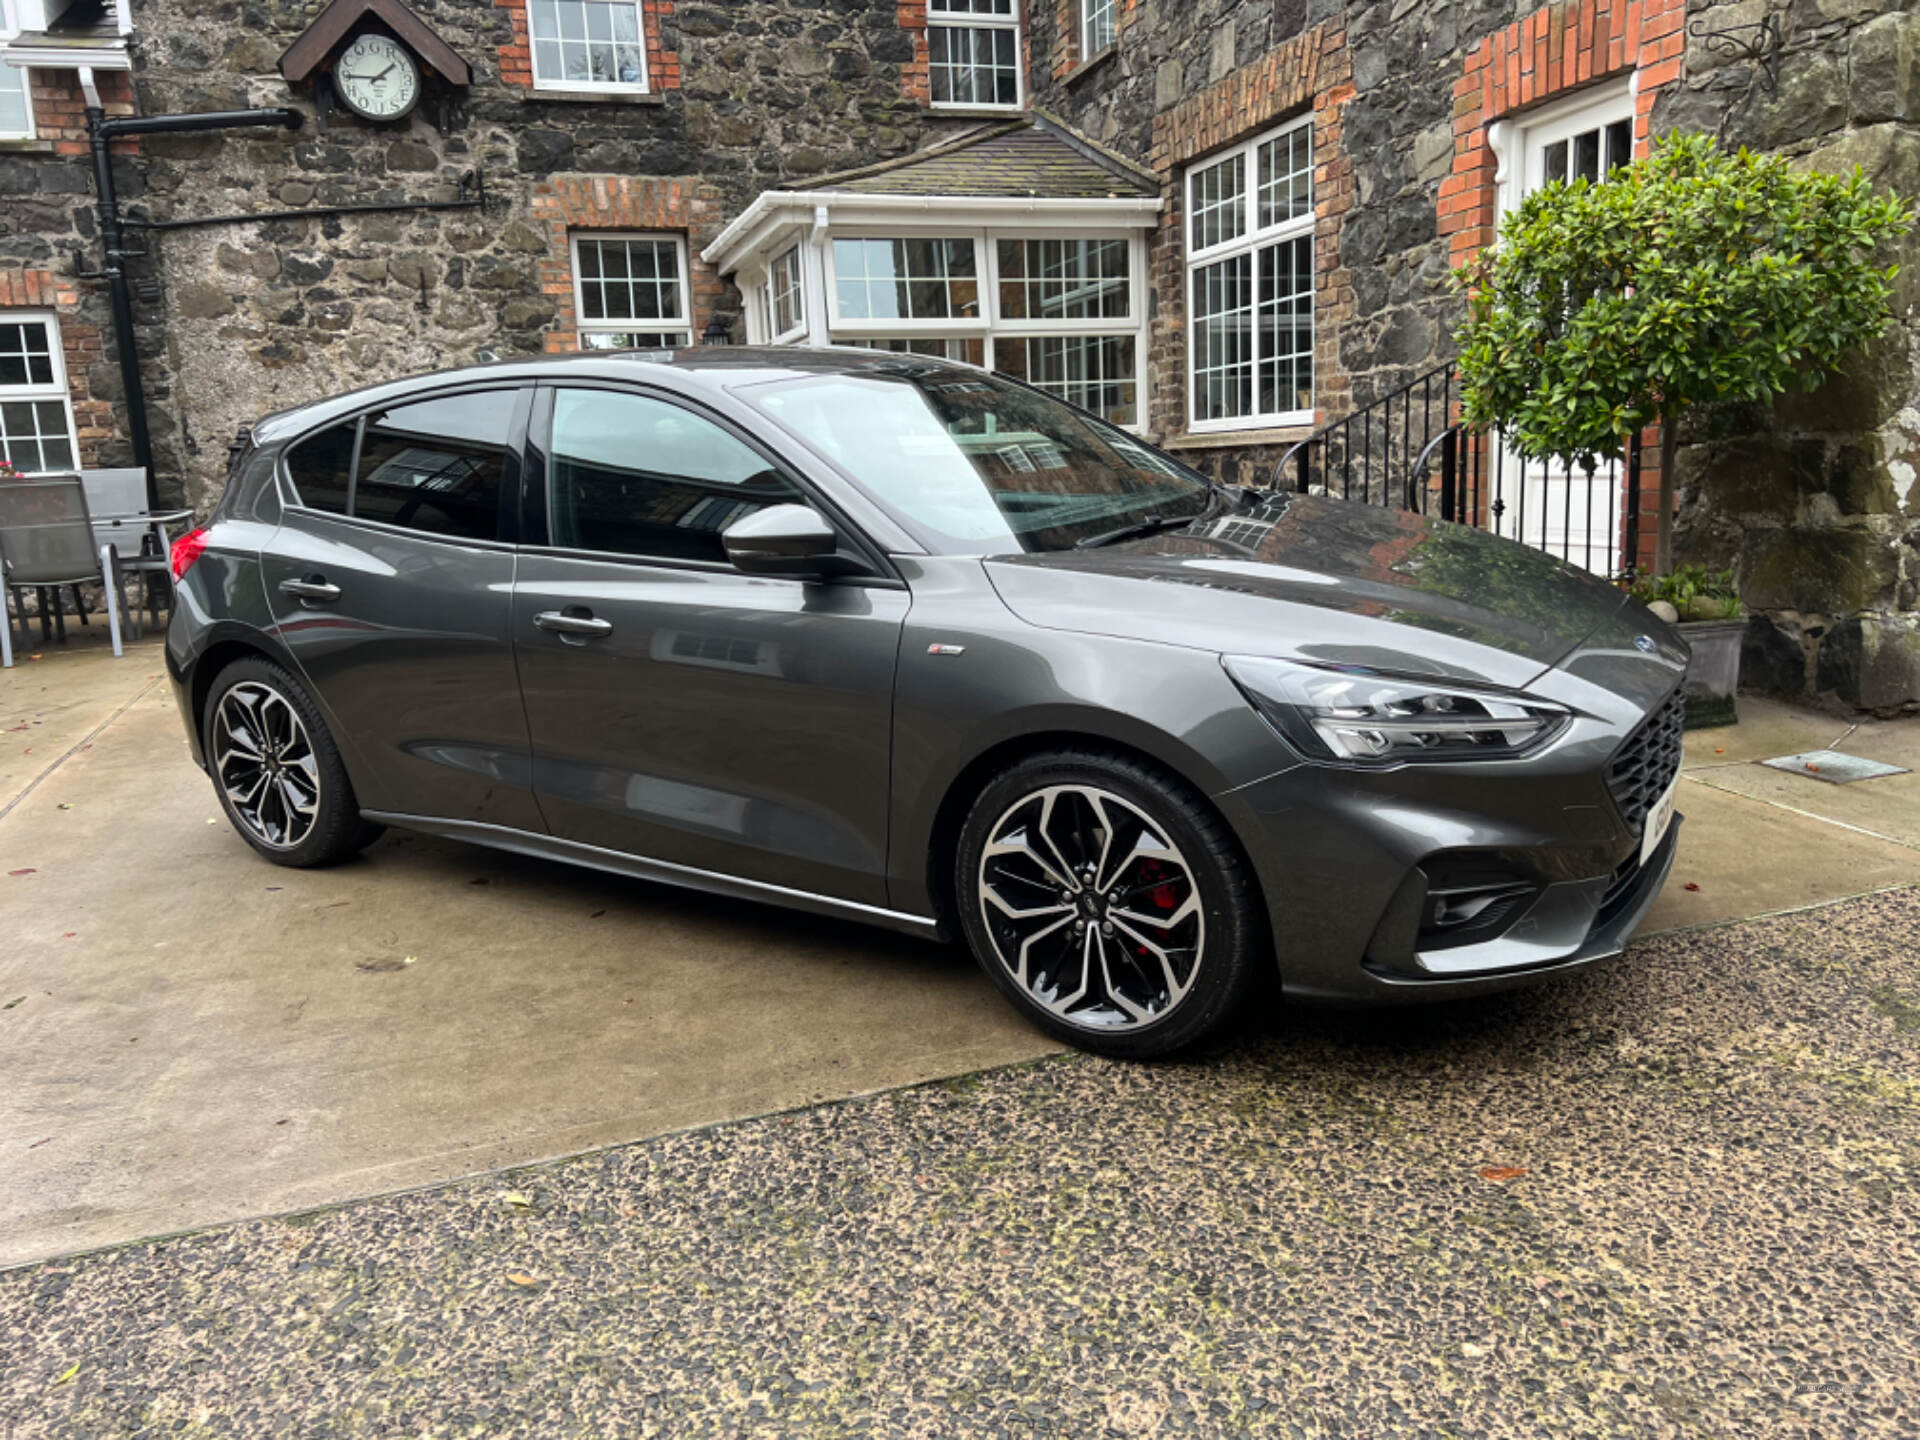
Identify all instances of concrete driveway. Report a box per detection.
[3,635,1917,1269]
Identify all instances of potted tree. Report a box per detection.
[1454,132,1910,723]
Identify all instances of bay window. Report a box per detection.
[820,231,1145,428]
[571,234,692,350]
[1186,117,1316,431]
[927,0,1022,109]
[767,245,804,344]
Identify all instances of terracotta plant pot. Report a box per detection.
[1678,618,1745,729]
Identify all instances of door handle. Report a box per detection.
[279,576,342,603]
[534,609,613,639]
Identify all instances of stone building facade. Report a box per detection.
[0,0,1913,706]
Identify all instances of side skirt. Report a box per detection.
[360,810,948,942]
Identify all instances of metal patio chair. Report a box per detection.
[82,467,190,638]
[0,473,127,668]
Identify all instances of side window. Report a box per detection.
[354,391,515,542]
[548,387,806,564]
[283,423,356,516]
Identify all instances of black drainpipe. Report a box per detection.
[84,105,303,509]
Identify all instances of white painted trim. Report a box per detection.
[1183,114,1318,434]
[925,0,1023,112]
[0,308,80,475]
[527,0,650,95]
[703,192,1161,278]
[567,231,693,348]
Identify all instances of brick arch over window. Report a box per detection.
[1441,0,1686,573]
[1148,20,1354,448]
[1441,0,1683,267]
[0,269,113,468]
[530,176,729,351]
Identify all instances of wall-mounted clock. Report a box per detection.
[333,31,421,123]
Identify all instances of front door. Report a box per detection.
[1492,84,1636,574]
[263,384,543,831]
[512,383,907,906]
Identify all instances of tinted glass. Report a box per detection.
[353,391,514,541]
[549,388,804,563]
[746,365,1209,553]
[283,423,357,516]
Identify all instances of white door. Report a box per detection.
[1490,84,1635,574]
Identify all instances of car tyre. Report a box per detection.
[955,748,1263,1059]
[202,656,382,868]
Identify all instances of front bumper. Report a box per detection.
[1213,678,1685,1005]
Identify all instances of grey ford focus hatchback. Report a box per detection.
[167,348,1686,1058]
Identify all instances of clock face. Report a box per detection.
[334,33,421,122]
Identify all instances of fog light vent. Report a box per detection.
[1418,880,1538,952]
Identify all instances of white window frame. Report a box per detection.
[0,6,34,142]
[569,232,693,350]
[818,226,1149,430]
[527,0,650,94]
[1082,0,1117,59]
[926,0,1024,112]
[0,309,79,475]
[766,244,806,345]
[1184,114,1317,434]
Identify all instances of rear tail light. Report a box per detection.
[170,526,209,581]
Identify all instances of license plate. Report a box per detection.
[1641,777,1679,866]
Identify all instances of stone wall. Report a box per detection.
[8,0,940,512]
[1658,2,1920,711]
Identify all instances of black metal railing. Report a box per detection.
[1272,361,1644,577]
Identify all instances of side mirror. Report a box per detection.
[722,503,842,577]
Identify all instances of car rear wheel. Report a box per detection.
[954,749,1262,1059]
[203,657,381,867]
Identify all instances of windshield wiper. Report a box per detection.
[1073,512,1201,549]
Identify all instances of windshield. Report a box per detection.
[738,363,1213,553]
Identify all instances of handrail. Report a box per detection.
[1269,360,1460,496]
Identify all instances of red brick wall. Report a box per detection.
[1147,20,1354,442]
[1442,0,1686,569]
[28,68,137,155]
[0,268,112,469]
[530,176,729,352]
[495,0,681,91]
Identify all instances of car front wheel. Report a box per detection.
[954,749,1263,1059]
[202,656,381,867]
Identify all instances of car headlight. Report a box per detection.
[1222,655,1572,765]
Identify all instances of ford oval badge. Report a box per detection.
[1633,634,1657,655]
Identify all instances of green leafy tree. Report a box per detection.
[1455,131,1912,575]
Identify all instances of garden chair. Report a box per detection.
[82,467,190,638]
[0,473,126,668]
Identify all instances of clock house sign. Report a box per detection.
[278,0,472,132]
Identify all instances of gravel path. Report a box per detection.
[5,888,1919,1439]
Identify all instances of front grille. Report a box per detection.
[1605,686,1685,833]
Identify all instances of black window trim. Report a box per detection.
[276,381,534,550]
[521,377,902,586]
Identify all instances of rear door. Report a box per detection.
[263,384,543,831]
[511,382,907,905]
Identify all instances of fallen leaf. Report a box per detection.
[206,818,218,826]
[500,1192,533,1209]
[1478,1165,1528,1182]
[1684,882,1701,892]
[1807,763,1821,773]
[505,1271,538,1286]
[275,1118,290,1126]
[265,886,283,892]
[3,996,24,1009]
[1713,747,1725,754]
[56,802,72,811]
[52,1361,78,1386]
[6,723,26,732]
[61,932,74,939]
[590,909,606,919]
[355,958,407,973]
[8,868,35,877]
[28,1136,50,1149]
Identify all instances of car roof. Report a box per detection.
[248,345,964,444]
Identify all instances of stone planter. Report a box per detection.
[1679,618,1746,729]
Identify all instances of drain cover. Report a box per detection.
[1760,749,1910,784]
